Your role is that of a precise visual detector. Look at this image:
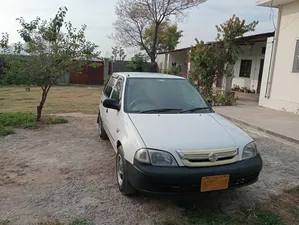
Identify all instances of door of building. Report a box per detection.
[257,59,265,94]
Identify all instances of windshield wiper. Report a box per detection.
[180,107,210,114]
[139,108,183,114]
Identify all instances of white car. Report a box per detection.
[97,72,262,195]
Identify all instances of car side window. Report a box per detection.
[104,76,117,97]
[111,77,124,103]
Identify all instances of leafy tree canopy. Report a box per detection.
[143,21,183,53]
[127,53,148,72]
[111,46,127,61]
[113,0,207,63]
[0,7,100,121]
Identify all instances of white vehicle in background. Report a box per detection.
[97,73,262,195]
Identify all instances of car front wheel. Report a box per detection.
[116,146,137,196]
[98,114,108,140]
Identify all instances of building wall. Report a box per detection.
[157,50,189,76]
[156,54,167,72]
[168,50,188,76]
[157,41,267,86]
[232,42,266,92]
[259,1,299,114]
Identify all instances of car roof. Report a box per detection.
[114,72,185,80]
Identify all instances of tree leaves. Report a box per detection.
[3,9,100,90]
[189,41,224,97]
[111,46,127,61]
[143,21,183,53]
[113,0,206,62]
[127,53,148,72]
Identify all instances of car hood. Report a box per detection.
[128,113,252,151]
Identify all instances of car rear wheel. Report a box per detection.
[116,146,137,196]
[98,115,108,140]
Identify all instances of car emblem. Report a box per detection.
[208,153,218,162]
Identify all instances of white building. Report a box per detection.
[157,32,274,93]
[257,0,299,113]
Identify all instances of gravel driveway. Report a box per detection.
[1,114,299,225]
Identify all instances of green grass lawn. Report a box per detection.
[160,186,299,225]
[0,85,103,115]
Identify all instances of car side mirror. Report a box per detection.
[103,99,120,111]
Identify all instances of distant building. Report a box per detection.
[156,32,275,94]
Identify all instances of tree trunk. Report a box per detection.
[223,76,233,96]
[149,62,158,73]
[223,64,234,96]
[151,23,160,63]
[36,88,49,121]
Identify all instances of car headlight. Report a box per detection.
[242,142,258,160]
[134,149,178,167]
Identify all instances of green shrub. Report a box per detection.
[0,125,15,136]
[163,64,182,76]
[202,93,237,106]
[127,53,148,72]
[0,112,35,127]
[43,116,68,124]
[0,112,68,137]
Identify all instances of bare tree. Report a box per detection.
[111,46,127,61]
[113,0,207,64]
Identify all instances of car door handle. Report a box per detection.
[106,109,108,113]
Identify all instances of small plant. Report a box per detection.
[163,63,182,76]
[0,219,9,225]
[69,220,90,225]
[0,125,15,136]
[250,208,285,225]
[0,112,36,127]
[203,93,237,106]
[127,53,148,72]
[241,86,248,93]
[43,116,68,125]
[232,85,241,92]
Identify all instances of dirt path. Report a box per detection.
[0,114,299,225]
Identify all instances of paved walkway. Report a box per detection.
[215,105,299,144]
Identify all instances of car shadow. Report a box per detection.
[131,187,256,216]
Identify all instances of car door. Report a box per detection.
[100,75,118,136]
[107,76,125,145]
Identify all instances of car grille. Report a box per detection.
[176,147,239,167]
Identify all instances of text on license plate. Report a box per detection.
[201,175,230,192]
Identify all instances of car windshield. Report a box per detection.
[124,78,211,114]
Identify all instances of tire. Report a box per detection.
[98,114,108,140]
[116,146,137,196]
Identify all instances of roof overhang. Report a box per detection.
[157,32,275,55]
[256,0,296,7]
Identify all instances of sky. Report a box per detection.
[0,0,277,58]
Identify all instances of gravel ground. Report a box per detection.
[0,113,299,225]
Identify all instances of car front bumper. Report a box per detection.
[127,154,263,194]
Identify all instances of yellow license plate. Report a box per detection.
[201,175,230,192]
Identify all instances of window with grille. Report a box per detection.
[239,60,252,78]
[292,40,299,73]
